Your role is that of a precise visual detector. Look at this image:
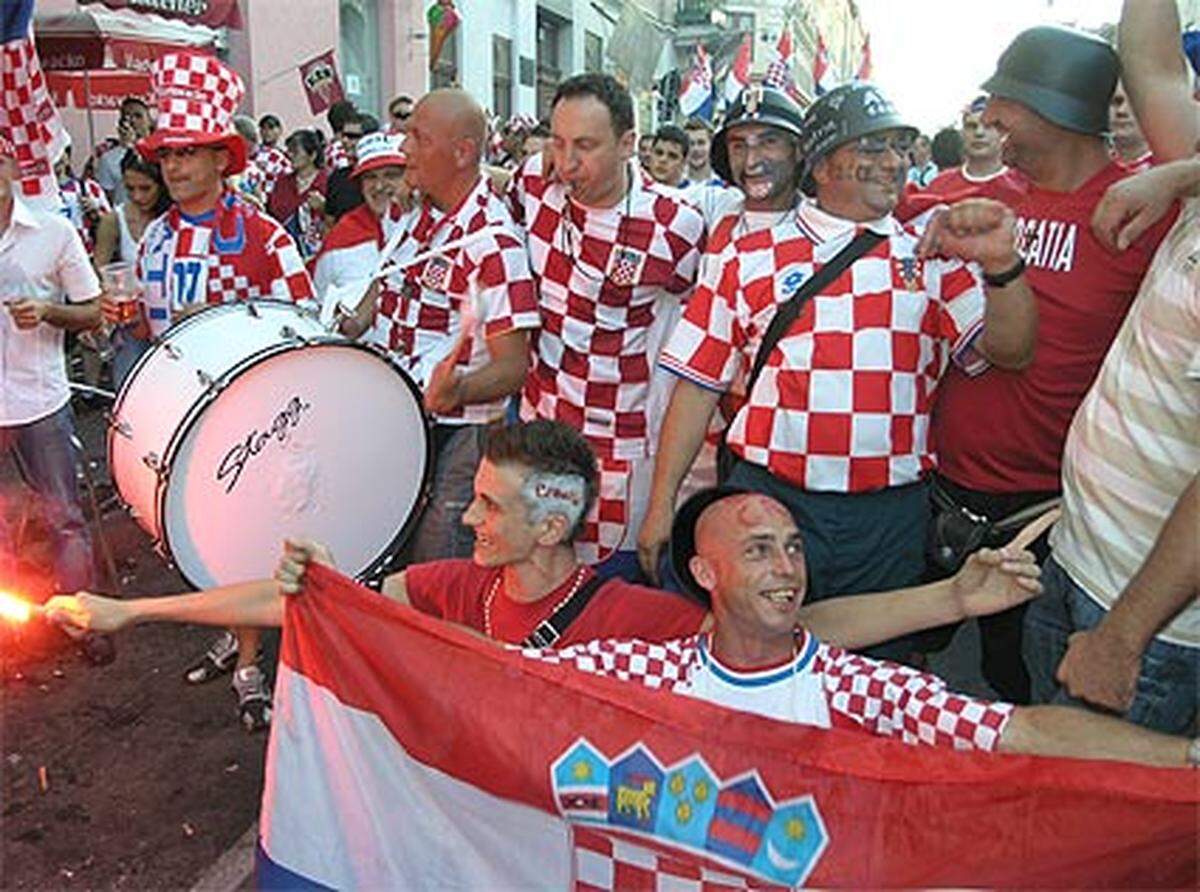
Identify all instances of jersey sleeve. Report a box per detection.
[264,224,316,303]
[815,645,1013,752]
[926,257,987,376]
[517,636,698,692]
[464,227,541,340]
[658,244,746,392]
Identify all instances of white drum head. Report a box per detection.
[161,343,428,588]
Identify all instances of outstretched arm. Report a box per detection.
[45,578,283,633]
[800,510,1057,648]
[999,704,1192,768]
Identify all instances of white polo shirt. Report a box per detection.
[0,195,100,426]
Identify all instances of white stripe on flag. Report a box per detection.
[260,664,572,889]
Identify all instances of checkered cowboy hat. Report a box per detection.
[137,52,248,174]
[351,132,407,178]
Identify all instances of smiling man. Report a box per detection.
[639,82,1038,662]
[534,488,1197,768]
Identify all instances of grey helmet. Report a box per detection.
[797,82,916,191]
[981,25,1118,135]
[711,84,806,183]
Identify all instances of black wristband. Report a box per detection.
[982,256,1026,288]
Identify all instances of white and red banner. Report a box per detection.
[258,563,1199,889]
[298,49,344,116]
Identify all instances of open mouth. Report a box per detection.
[759,588,800,608]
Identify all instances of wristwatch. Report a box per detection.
[982,256,1026,288]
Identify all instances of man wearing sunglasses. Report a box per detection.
[640,82,1038,663]
[388,95,414,134]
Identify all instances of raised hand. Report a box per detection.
[917,197,1021,273]
[274,539,336,595]
[951,508,1060,618]
[1091,161,1190,252]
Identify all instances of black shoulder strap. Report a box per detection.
[522,573,606,649]
[744,228,885,397]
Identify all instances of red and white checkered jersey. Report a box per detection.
[254,144,293,191]
[137,191,315,337]
[375,175,539,425]
[325,137,351,171]
[522,629,1013,752]
[660,200,986,493]
[507,154,706,460]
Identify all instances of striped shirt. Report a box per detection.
[1052,199,1200,647]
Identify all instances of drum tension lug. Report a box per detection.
[110,418,133,439]
[246,302,260,318]
[142,452,162,474]
[196,369,218,390]
[164,343,182,361]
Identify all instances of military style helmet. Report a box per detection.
[797,82,916,190]
[710,84,806,183]
[981,26,1118,135]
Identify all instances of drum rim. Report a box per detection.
[106,299,321,515]
[156,338,434,589]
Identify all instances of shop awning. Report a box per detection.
[79,0,242,31]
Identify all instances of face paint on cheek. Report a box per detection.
[742,158,789,199]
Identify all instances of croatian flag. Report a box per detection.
[678,44,714,122]
[724,34,752,107]
[257,564,1199,889]
[812,32,837,96]
[856,34,873,82]
[1,0,66,210]
[763,28,803,103]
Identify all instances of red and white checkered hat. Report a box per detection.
[137,51,248,174]
[351,132,407,178]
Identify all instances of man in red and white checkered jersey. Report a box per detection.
[114,52,313,348]
[523,488,1193,767]
[640,83,1038,662]
[343,89,539,565]
[506,73,707,574]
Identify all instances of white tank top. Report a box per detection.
[115,203,140,263]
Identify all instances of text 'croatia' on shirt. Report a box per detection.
[136,190,314,338]
[375,174,540,425]
[660,199,987,494]
[507,154,707,460]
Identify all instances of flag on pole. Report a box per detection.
[427,0,461,72]
[1,0,67,210]
[812,31,837,96]
[257,564,1200,890]
[856,34,873,81]
[724,34,752,106]
[678,43,714,121]
[763,27,803,103]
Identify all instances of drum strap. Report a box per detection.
[522,575,607,649]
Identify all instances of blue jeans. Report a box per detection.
[405,424,484,565]
[111,331,150,392]
[1024,557,1199,734]
[0,404,95,592]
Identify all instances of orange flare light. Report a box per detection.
[0,590,35,623]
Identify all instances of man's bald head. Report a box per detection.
[694,493,795,560]
[414,89,486,162]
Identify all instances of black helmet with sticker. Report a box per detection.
[710,84,806,183]
[981,25,1117,136]
[797,82,916,190]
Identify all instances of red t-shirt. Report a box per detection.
[932,161,1178,493]
[404,559,707,645]
[922,165,1028,208]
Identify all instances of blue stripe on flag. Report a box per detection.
[1,0,34,45]
[255,841,334,891]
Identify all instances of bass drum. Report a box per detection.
[109,300,431,589]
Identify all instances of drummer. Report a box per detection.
[107,52,315,731]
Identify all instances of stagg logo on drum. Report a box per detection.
[216,396,311,494]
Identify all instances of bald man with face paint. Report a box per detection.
[528,487,1198,768]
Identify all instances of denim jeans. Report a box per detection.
[405,423,485,565]
[1024,557,1199,734]
[0,404,95,592]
